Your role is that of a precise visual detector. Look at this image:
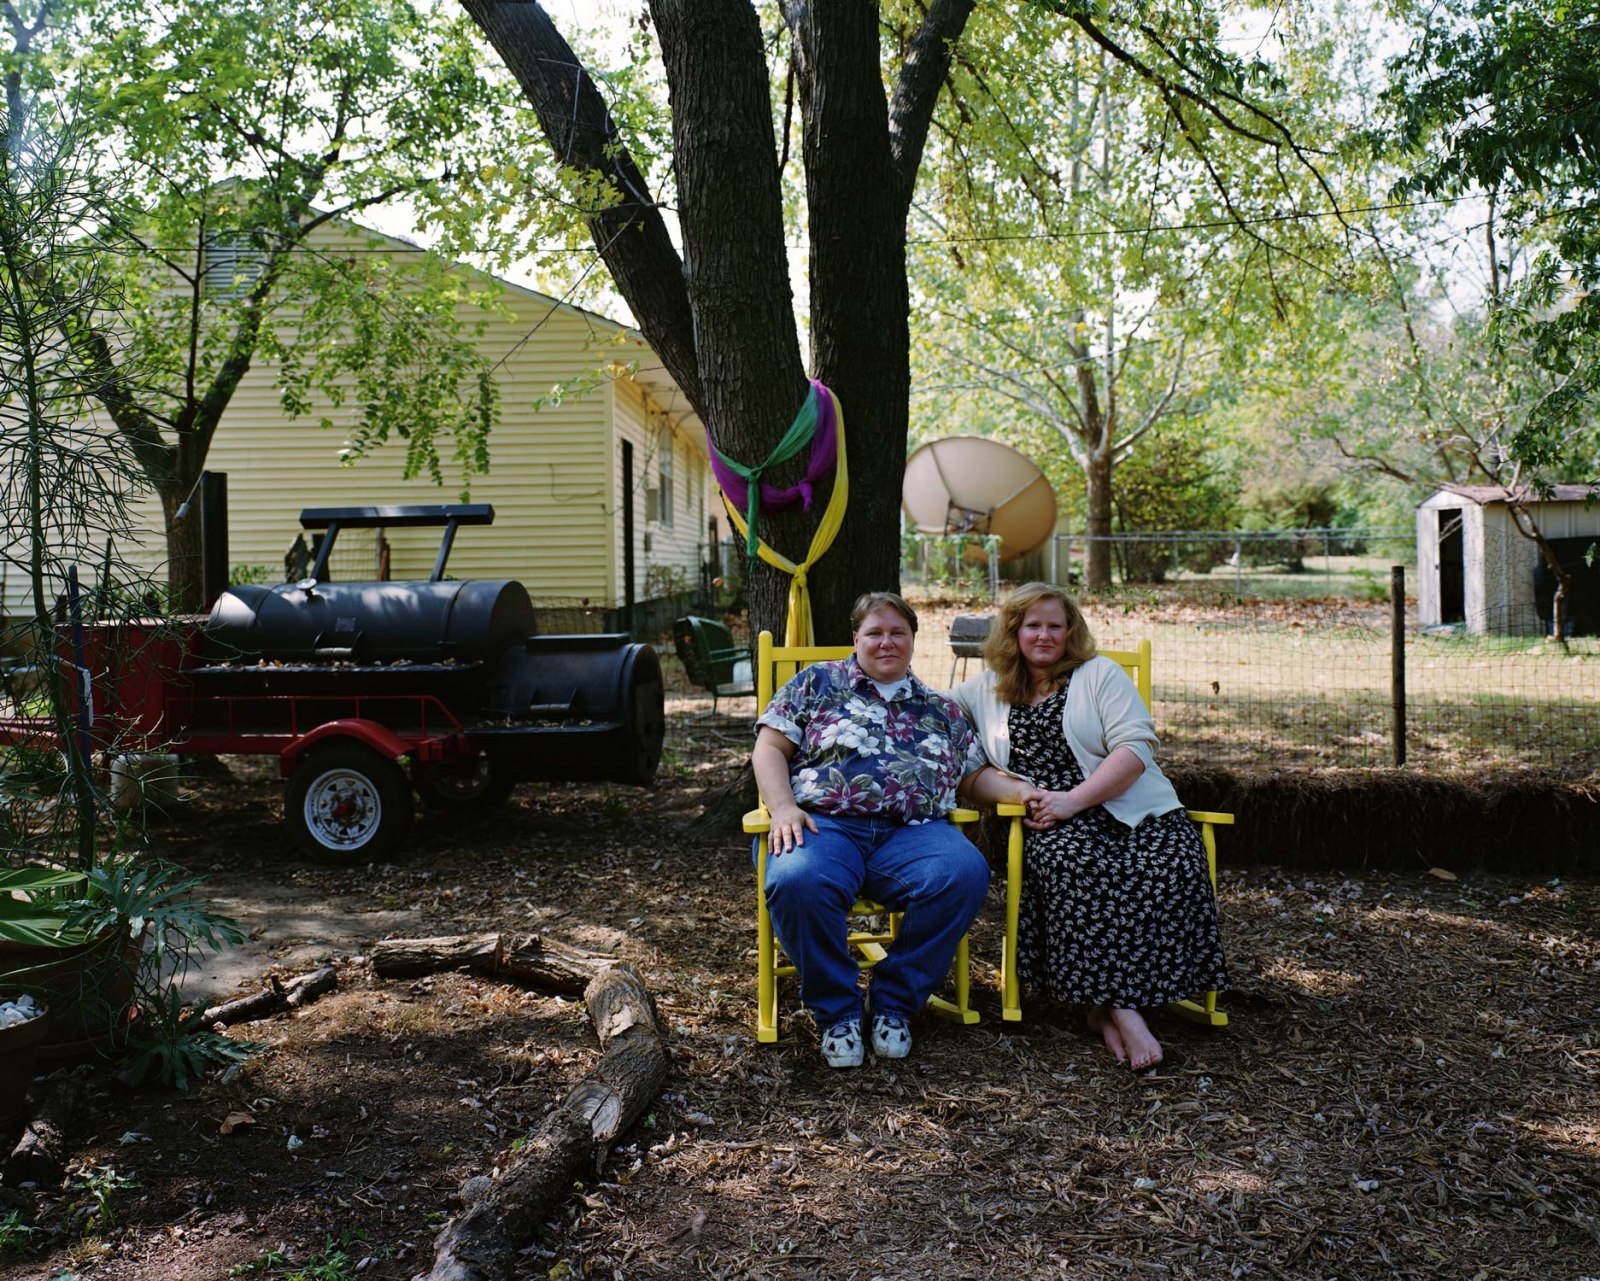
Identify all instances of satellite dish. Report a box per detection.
[902,436,1057,561]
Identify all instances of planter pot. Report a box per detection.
[0,1004,51,1127]
[0,926,141,1068]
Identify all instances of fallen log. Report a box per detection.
[188,966,338,1031]
[372,933,612,996]
[415,962,669,1281]
[4,1074,80,1188]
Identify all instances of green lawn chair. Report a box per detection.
[672,615,755,713]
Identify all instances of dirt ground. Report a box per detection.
[3,720,1599,1280]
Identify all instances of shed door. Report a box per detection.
[1438,511,1464,623]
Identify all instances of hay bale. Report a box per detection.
[1168,766,1600,875]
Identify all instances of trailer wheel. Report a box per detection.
[287,743,413,860]
[414,756,515,810]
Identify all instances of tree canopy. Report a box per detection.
[461,0,1353,635]
[1383,0,1600,489]
[3,0,542,608]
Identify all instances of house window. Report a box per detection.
[655,425,675,528]
[202,229,265,301]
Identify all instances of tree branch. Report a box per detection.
[886,0,976,214]
[457,0,703,417]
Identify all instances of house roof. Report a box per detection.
[1436,482,1598,505]
[339,213,704,437]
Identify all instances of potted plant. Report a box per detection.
[0,853,248,1077]
[0,109,249,1088]
[0,991,51,1126]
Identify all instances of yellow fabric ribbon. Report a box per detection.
[721,390,849,645]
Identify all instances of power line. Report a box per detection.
[907,195,1471,246]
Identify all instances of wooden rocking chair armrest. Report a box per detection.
[1185,810,1235,825]
[750,806,984,832]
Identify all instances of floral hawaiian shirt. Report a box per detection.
[757,656,987,823]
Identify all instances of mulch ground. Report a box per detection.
[2,716,1598,1279]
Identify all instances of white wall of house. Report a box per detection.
[611,377,721,610]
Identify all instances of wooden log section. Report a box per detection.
[180,966,339,1035]
[4,1074,80,1188]
[415,963,669,1281]
[371,932,613,996]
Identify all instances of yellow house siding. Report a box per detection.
[612,378,715,604]
[44,219,714,618]
[202,249,617,598]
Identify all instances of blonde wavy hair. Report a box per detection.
[982,582,1097,705]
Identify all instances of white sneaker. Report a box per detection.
[820,1018,864,1069]
[871,1011,912,1059]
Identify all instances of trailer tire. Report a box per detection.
[414,756,515,811]
[287,743,413,861]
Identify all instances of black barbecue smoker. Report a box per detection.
[142,503,666,858]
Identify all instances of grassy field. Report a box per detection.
[667,586,1599,775]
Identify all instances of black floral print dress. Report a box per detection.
[1009,682,1229,1007]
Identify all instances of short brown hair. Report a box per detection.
[850,591,918,634]
[983,582,1096,705]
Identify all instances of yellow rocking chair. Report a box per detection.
[995,640,1234,1028]
[743,630,983,1043]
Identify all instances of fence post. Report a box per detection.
[1391,564,1407,767]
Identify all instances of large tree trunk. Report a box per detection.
[462,0,973,643]
[651,0,812,639]
[787,1,910,640]
[1074,361,1114,590]
[161,477,203,614]
[1084,448,1113,589]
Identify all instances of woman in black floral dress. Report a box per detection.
[956,583,1228,1070]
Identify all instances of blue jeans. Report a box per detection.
[761,813,991,1029]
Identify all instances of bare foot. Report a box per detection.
[1085,1005,1128,1065]
[1108,1007,1163,1072]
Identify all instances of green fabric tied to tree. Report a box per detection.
[710,382,826,560]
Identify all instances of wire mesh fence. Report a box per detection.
[1086,607,1598,773]
[1047,528,1417,593]
[657,564,1600,778]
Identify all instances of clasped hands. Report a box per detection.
[1017,783,1083,830]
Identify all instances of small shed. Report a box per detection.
[1416,484,1600,635]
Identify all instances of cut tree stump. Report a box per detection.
[371,932,613,996]
[414,962,668,1281]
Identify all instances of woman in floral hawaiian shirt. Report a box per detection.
[753,592,991,1069]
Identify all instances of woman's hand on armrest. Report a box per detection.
[753,727,817,855]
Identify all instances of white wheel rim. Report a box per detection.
[303,766,382,849]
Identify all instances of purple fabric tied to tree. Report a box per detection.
[707,380,838,558]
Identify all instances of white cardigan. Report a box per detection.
[952,657,1183,828]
